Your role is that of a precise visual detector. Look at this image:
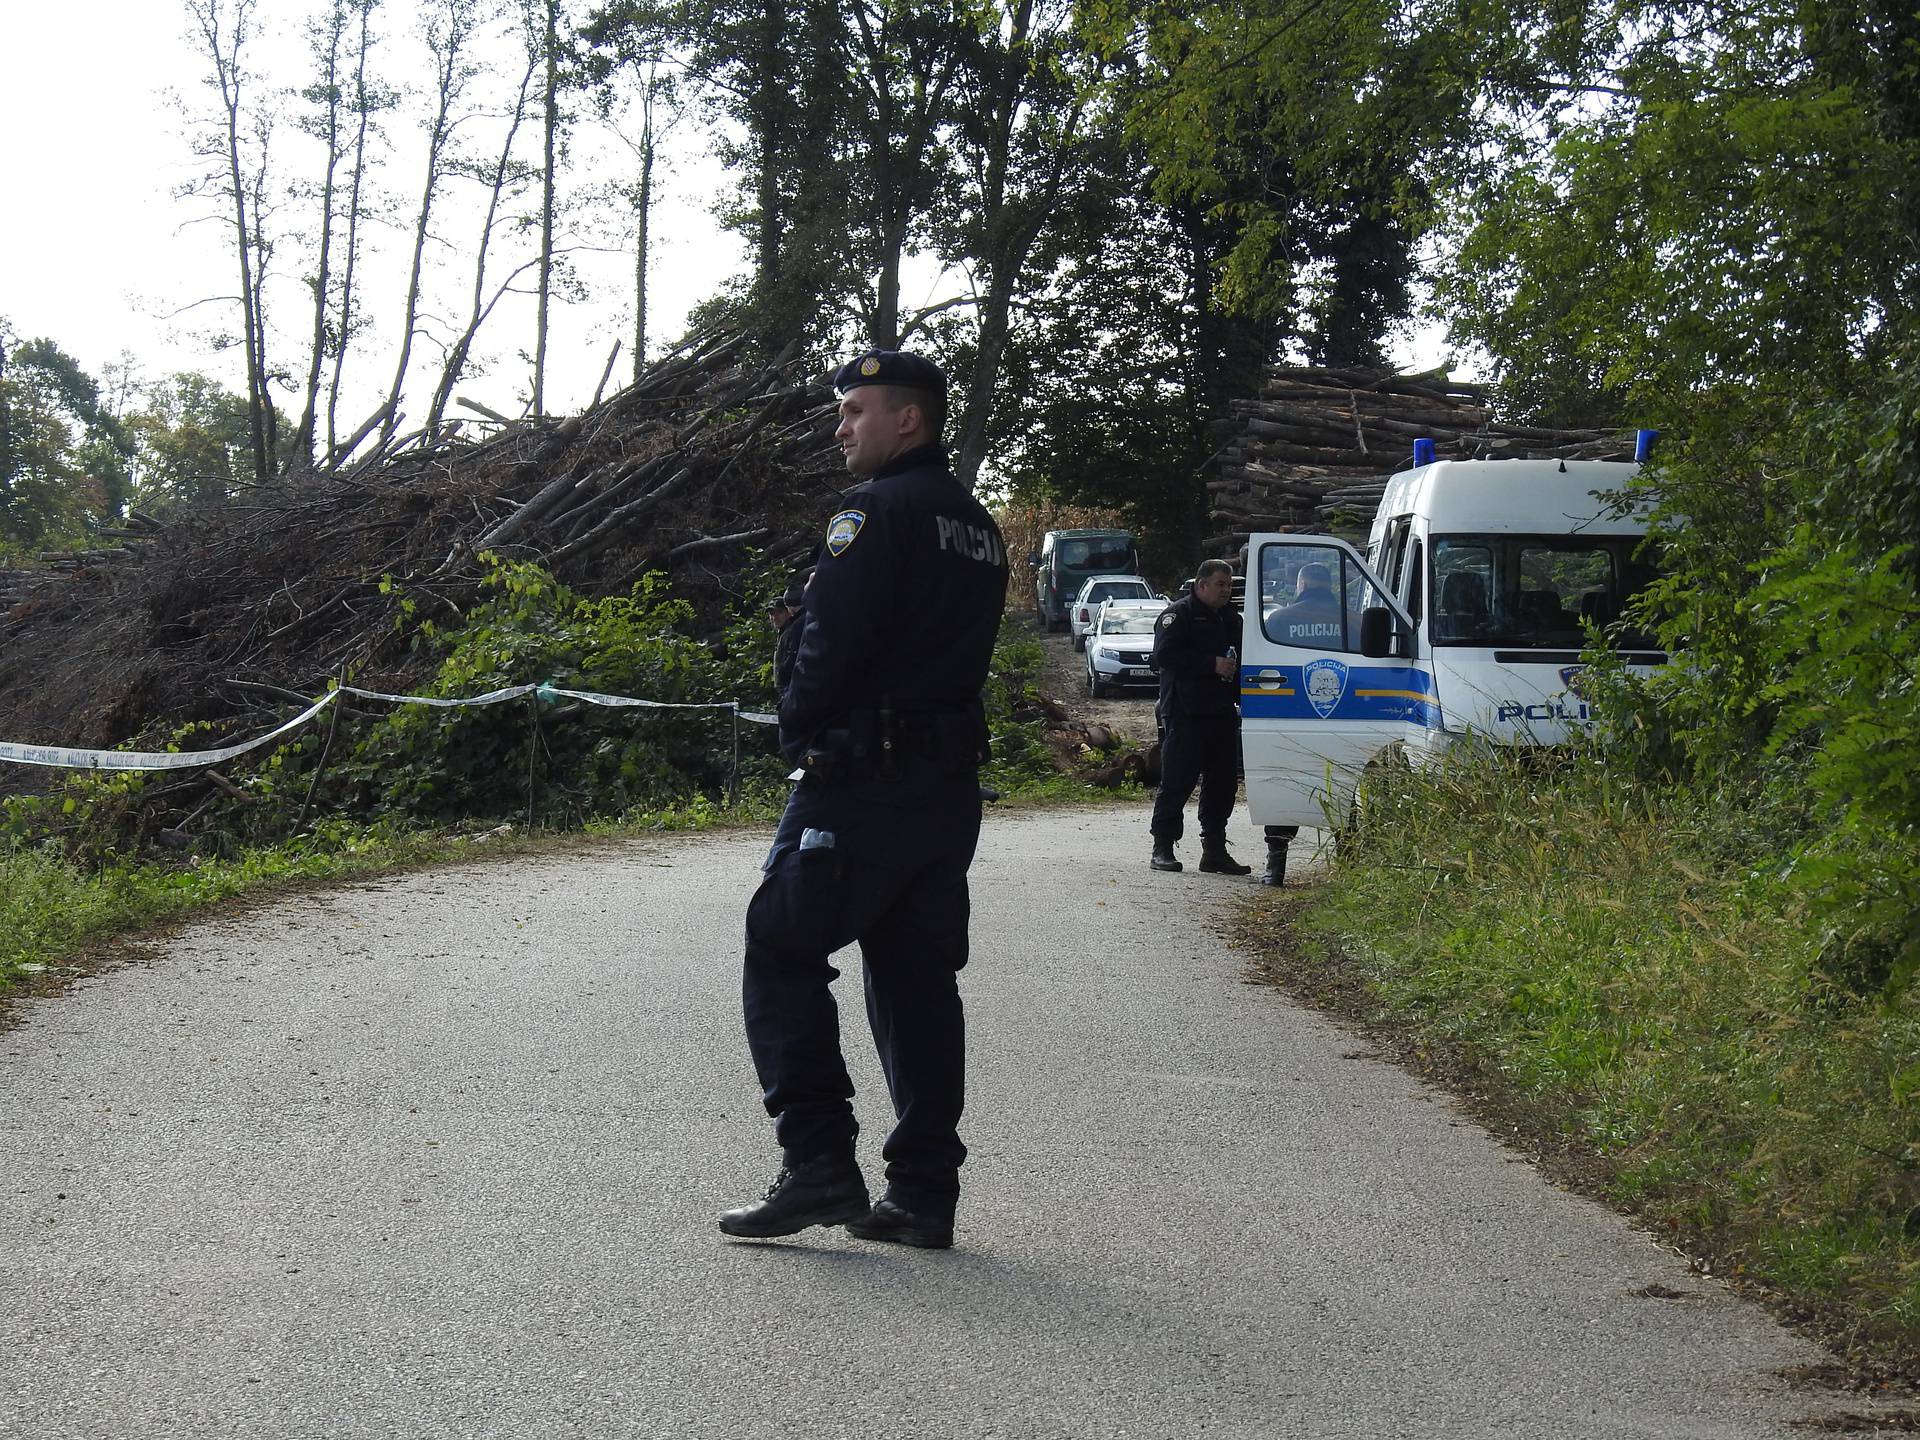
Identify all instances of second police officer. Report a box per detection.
[719,350,1008,1251]
[1149,558,1251,876]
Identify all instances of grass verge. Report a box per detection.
[1256,750,1920,1381]
[0,791,795,1000]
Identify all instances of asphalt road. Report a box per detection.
[1,805,1834,1439]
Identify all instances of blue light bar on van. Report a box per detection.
[1635,428,1659,462]
[1412,437,1435,466]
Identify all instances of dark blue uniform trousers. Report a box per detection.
[743,766,980,1216]
[1150,711,1240,845]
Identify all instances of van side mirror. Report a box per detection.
[1027,552,1040,568]
[1359,606,1397,659]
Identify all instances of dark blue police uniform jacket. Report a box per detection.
[1150,592,1242,844]
[744,441,1007,1214]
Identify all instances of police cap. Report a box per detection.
[831,349,947,396]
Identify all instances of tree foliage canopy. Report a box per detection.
[1428,0,1920,985]
[0,334,135,547]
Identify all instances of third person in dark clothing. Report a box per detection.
[1149,558,1250,875]
[770,572,810,704]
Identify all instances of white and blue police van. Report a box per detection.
[1241,437,1667,829]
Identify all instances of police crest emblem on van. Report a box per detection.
[1303,658,1349,718]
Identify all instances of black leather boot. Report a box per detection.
[1150,841,1182,872]
[718,1155,870,1238]
[1260,840,1289,887]
[846,1196,955,1249]
[1198,841,1251,875]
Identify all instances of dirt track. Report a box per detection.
[1026,614,1158,740]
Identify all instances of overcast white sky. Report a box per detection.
[0,0,744,428]
[0,1,1456,436]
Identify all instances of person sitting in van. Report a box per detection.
[1511,588,1571,636]
[1437,570,1488,640]
[1265,562,1343,647]
[1578,587,1620,629]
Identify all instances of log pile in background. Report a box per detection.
[0,331,845,759]
[1203,364,1635,553]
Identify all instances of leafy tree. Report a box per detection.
[1080,0,1453,363]
[585,0,855,353]
[0,334,135,547]
[962,129,1238,571]
[1429,0,1920,983]
[126,373,255,512]
[933,0,1103,488]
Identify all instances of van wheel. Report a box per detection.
[1072,634,1085,652]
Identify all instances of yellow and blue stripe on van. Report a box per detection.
[1240,664,1442,728]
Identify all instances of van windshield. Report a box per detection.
[1057,536,1135,573]
[1431,536,1659,649]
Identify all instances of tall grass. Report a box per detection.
[1296,749,1920,1366]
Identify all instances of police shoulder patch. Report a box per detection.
[824,509,866,556]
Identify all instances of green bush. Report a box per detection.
[1582,358,1920,998]
[980,627,1069,793]
[339,560,784,825]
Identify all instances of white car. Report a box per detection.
[1084,600,1166,697]
[1068,574,1159,650]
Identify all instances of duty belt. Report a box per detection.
[799,702,985,783]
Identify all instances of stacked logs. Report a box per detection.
[1203,365,1634,552]
[0,331,846,759]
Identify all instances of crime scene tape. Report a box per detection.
[0,682,780,773]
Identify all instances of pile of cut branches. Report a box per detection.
[1204,366,1635,550]
[0,332,844,763]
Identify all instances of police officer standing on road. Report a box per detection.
[1149,558,1251,875]
[719,350,1008,1251]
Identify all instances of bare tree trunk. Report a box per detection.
[326,0,382,461]
[843,0,957,351]
[426,49,540,436]
[532,0,559,416]
[0,337,13,499]
[293,0,351,472]
[187,0,272,487]
[244,111,279,467]
[632,81,654,382]
[749,0,786,330]
[951,0,1086,489]
[380,0,478,449]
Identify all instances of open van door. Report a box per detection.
[1241,534,1431,829]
